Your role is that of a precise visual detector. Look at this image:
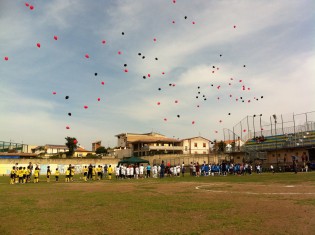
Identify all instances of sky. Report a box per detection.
[1,0,314,150]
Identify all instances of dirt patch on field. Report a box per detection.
[2,179,315,235]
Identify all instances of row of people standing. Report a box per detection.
[116,164,153,179]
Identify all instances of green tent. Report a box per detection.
[118,156,149,165]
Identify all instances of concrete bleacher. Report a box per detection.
[244,130,315,151]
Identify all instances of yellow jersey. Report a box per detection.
[34,169,40,177]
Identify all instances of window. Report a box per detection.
[194,143,197,147]
[194,151,198,154]
[185,146,188,151]
[203,143,206,147]
[203,151,206,154]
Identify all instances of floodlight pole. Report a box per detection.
[273,114,278,168]
[259,114,263,136]
[253,115,256,138]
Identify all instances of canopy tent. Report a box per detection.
[118,156,149,165]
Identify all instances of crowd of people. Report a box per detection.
[8,160,288,184]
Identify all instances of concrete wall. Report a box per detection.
[0,158,119,175]
[0,153,230,175]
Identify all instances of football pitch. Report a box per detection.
[1,172,315,235]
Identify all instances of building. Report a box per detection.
[182,136,211,155]
[74,147,92,158]
[115,132,182,157]
[92,140,102,152]
[32,144,68,158]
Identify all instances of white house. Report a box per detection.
[182,136,210,155]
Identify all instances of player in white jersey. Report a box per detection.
[139,164,144,178]
[152,164,158,178]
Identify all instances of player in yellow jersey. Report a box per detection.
[10,166,15,184]
[33,166,40,183]
[15,167,19,183]
[83,166,88,181]
[108,165,113,180]
[70,166,75,182]
[65,167,70,182]
[92,166,96,180]
[22,167,27,183]
[55,168,60,182]
[17,167,24,184]
[26,167,31,183]
[97,165,102,180]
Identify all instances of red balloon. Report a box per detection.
[85,54,89,58]
[4,56,8,61]
[52,91,56,95]
[164,118,167,121]
[97,98,101,101]
[172,20,175,24]
[124,69,128,73]
[102,40,106,44]
[25,3,30,7]
[37,43,41,48]
[175,100,178,103]
[157,102,161,105]
[101,81,105,85]
[147,74,151,77]
[73,139,78,144]
[192,21,196,25]
[192,121,195,124]
[66,126,70,129]
[153,38,157,42]
[54,35,58,40]
[118,51,122,55]
[30,5,34,10]
[84,105,88,109]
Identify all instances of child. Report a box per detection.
[18,167,24,184]
[108,165,113,180]
[10,166,15,184]
[115,165,120,179]
[26,166,31,183]
[33,166,40,183]
[65,167,70,182]
[83,166,88,181]
[92,166,96,181]
[55,168,59,182]
[15,166,19,184]
[47,166,51,182]
[70,166,75,181]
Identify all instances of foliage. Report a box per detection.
[95,146,107,155]
[85,153,102,159]
[217,141,226,153]
[65,136,78,157]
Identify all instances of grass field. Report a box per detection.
[1,172,315,235]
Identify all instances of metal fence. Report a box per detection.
[224,111,315,143]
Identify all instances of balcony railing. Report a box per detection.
[140,146,183,151]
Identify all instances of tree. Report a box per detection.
[65,136,78,157]
[217,141,226,153]
[95,146,107,155]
